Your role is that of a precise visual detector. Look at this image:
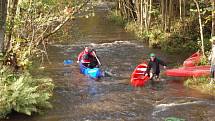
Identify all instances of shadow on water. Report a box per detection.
[4,2,215,121]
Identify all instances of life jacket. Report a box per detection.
[81,51,94,63]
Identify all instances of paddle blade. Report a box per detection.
[64,60,73,65]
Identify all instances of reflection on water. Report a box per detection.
[86,79,98,96]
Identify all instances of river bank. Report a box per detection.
[185,77,215,96]
[108,8,212,55]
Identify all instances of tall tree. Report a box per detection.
[135,0,141,22]
[129,0,137,20]
[140,0,143,32]
[193,0,205,56]
[0,0,8,53]
[147,0,152,28]
[144,0,148,32]
[179,0,182,20]
[2,0,90,69]
[6,0,19,52]
[161,0,165,30]
[168,0,172,32]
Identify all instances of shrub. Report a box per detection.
[125,21,139,32]
[0,66,54,118]
[108,10,126,26]
[184,77,215,96]
[148,26,165,48]
[125,21,149,40]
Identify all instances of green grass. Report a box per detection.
[184,77,215,96]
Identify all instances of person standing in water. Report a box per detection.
[145,53,167,80]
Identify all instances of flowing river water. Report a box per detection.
[4,2,215,121]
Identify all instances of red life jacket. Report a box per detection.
[77,51,93,63]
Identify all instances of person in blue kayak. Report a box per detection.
[145,53,167,80]
[77,47,100,68]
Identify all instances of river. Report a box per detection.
[4,2,215,121]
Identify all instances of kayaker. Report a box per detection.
[145,53,167,80]
[77,47,99,68]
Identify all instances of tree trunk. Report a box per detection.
[164,0,168,32]
[135,0,141,22]
[118,0,123,16]
[183,0,186,18]
[123,0,130,19]
[6,0,19,52]
[167,0,172,32]
[140,0,143,33]
[182,0,186,31]
[179,0,185,21]
[179,0,182,20]
[147,0,152,28]
[0,0,8,53]
[161,0,165,30]
[122,0,129,19]
[128,0,137,20]
[144,0,149,33]
[117,0,120,12]
[193,0,205,56]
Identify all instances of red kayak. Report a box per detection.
[165,65,210,77]
[131,63,150,87]
[183,51,201,67]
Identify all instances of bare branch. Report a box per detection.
[41,0,90,41]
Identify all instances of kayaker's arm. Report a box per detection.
[145,62,152,76]
[91,50,101,66]
[158,58,167,67]
[77,51,84,63]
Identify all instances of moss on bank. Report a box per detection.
[184,77,215,96]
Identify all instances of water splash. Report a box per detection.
[151,99,214,120]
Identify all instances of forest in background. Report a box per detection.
[109,0,215,55]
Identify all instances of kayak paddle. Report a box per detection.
[64,59,73,65]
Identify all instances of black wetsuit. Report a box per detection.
[89,56,99,69]
[146,57,166,77]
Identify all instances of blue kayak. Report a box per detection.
[79,63,103,79]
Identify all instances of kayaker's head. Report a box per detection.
[84,47,90,52]
[150,53,156,61]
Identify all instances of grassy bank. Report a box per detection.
[184,77,215,96]
[108,10,212,54]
